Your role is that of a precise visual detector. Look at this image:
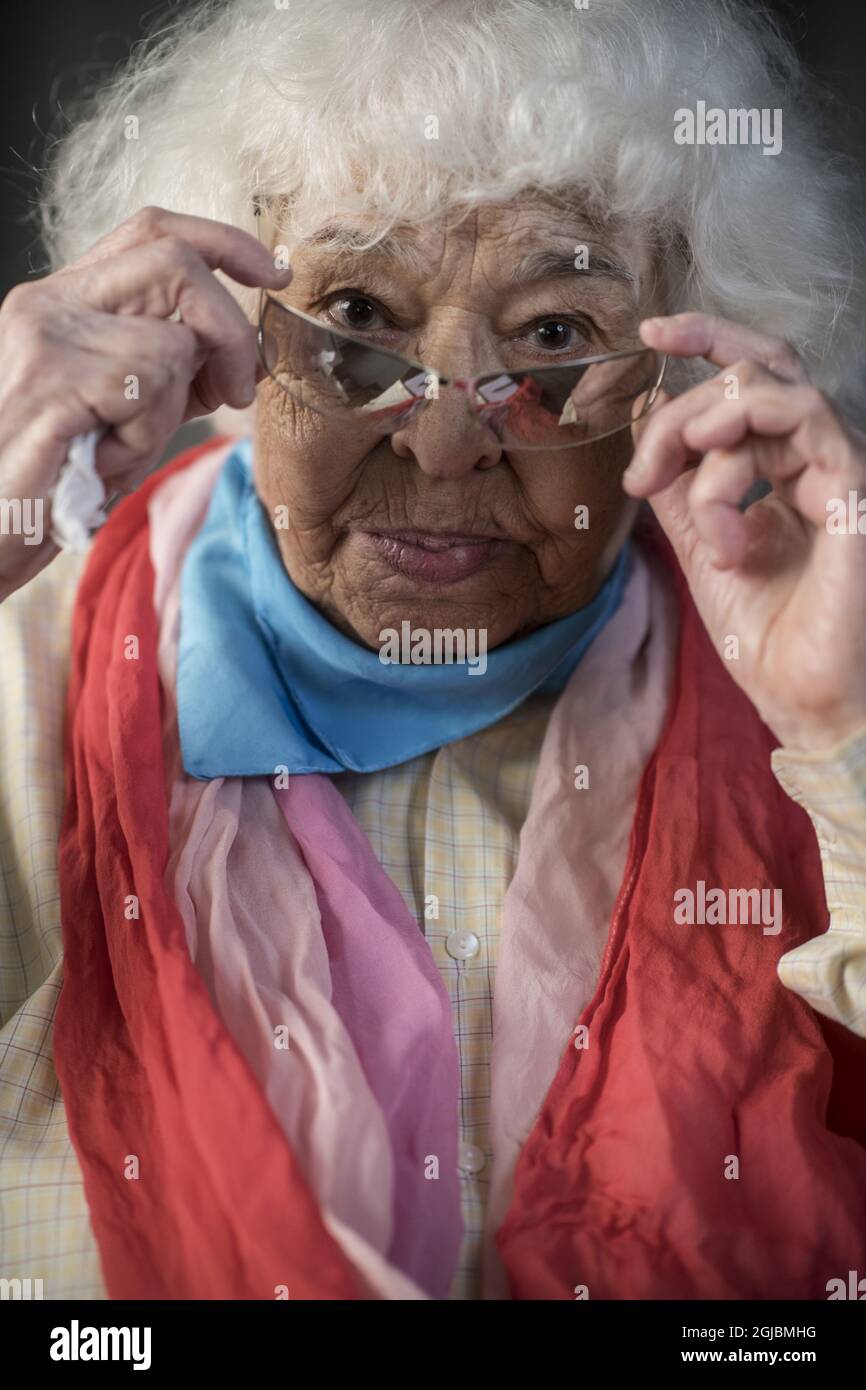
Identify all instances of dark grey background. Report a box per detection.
[2,0,865,299]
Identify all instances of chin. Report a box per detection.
[361,600,518,656]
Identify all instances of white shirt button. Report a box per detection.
[446,929,480,961]
[458,1142,487,1176]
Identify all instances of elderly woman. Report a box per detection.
[1,0,865,1304]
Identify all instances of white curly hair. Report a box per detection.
[38,0,866,415]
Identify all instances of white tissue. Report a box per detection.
[50,428,108,554]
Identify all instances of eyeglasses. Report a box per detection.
[257,291,666,451]
[251,198,667,450]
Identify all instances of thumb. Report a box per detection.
[646,471,700,572]
[629,384,673,454]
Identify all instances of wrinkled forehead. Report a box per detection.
[269,192,656,309]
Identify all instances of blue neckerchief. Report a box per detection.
[176,438,632,778]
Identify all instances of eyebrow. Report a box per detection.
[507,249,635,286]
[303,224,428,277]
[302,225,635,287]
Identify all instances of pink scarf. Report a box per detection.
[55,438,866,1299]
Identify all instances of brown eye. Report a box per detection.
[327,294,385,332]
[529,318,588,353]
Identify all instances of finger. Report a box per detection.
[94,345,199,479]
[630,383,672,447]
[685,384,832,462]
[95,365,191,487]
[64,206,292,291]
[34,317,202,489]
[643,469,700,572]
[53,306,204,390]
[639,312,808,384]
[623,362,779,498]
[0,351,189,542]
[67,238,264,408]
[687,446,758,567]
[681,384,861,529]
[7,311,200,435]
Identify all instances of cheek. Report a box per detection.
[517,436,631,552]
[254,388,368,527]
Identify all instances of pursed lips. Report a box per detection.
[350,526,514,584]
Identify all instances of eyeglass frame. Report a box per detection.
[252,207,668,449]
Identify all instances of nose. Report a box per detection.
[389,383,502,478]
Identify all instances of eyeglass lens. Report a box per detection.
[259,298,664,449]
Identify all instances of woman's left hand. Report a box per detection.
[625,311,866,753]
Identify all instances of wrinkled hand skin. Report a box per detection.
[0,205,291,604]
[626,311,866,753]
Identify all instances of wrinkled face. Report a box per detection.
[253,195,658,649]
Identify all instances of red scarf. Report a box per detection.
[55,441,866,1299]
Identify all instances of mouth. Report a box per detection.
[351,527,512,585]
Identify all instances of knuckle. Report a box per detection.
[127,205,168,238]
[688,470,714,506]
[147,328,197,390]
[0,280,40,319]
[116,422,161,464]
[767,340,802,377]
[152,234,197,273]
[145,358,175,395]
[7,316,52,376]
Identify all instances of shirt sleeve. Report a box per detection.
[771,727,866,1038]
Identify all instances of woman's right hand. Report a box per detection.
[0,206,291,601]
